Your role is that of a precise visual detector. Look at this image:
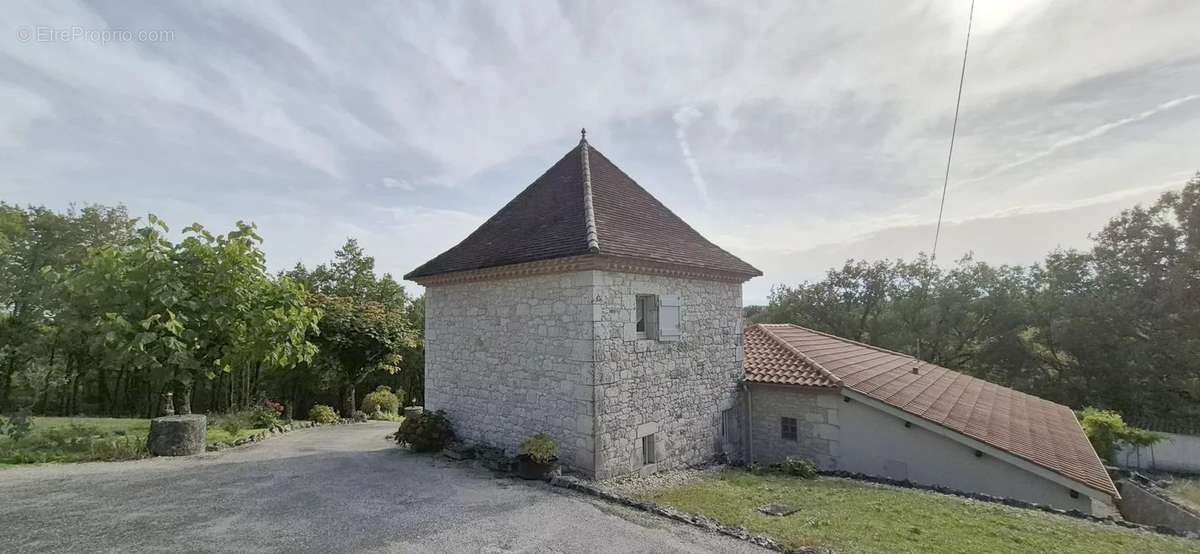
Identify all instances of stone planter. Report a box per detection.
[516,455,559,480]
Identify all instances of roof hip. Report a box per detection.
[580,136,600,254]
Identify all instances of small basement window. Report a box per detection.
[781,417,798,441]
[642,434,657,465]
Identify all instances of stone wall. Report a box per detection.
[746,384,840,468]
[425,272,596,472]
[591,271,743,479]
[1115,478,1200,534]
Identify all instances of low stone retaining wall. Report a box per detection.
[1115,475,1200,535]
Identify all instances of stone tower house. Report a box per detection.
[406,134,760,479]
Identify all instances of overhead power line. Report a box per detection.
[930,0,975,262]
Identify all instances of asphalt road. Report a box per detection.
[0,421,763,553]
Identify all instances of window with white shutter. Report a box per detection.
[659,294,680,341]
[637,294,659,340]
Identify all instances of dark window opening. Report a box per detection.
[781,417,798,441]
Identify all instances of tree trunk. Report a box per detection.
[342,384,356,416]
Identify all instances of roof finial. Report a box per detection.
[580,127,587,144]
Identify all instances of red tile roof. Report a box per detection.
[405,139,761,281]
[745,323,1118,498]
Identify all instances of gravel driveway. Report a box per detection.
[0,421,763,553]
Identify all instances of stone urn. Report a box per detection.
[516,455,559,481]
[147,414,207,456]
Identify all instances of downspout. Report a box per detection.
[745,382,754,465]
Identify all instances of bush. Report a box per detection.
[395,410,454,452]
[308,404,339,424]
[779,456,818,479]
[362,386,402,415]
[0,408,33,442]
[369,407,401,421]
[352,410,368,423]
[519,433,559,464]
[251,400,284,428]
[1078,407,1164,463]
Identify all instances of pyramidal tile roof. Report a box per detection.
[405,136,761,281]
[745,323,1118,498]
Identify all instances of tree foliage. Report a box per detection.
[757,173,1200,425]
[1,205,326,417]
[285,238,419,416]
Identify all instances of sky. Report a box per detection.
[2,1,1198,304]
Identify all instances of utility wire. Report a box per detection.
[930,0,974,262]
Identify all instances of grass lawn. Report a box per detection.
[205,426,269,445]
[639,470,1200,554]
[0,416,274,466]
[1,417,152,465]
[1171,477,1200,513]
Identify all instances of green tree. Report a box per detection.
[310,295,414,415]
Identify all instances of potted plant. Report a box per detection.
[516,433,560,480]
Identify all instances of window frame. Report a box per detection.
[721,408,735,442]
[642,433,657,465]
[635,294,658,339]
[780,416,798,441]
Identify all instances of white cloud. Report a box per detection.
[672,105,711,208]
[1,0,1197,301]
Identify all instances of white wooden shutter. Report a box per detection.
[644,297,660,340]
[659,294,680,341]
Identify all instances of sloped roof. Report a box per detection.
[744,323,1118,498]
[405,138,761,281]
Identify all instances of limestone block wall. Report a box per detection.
[746,385,841,468]
[591,271,744,479]
[424,272,596,472]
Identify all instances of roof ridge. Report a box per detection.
[786,324,920,361]
[755,324,842,386]
[579,134,600,254]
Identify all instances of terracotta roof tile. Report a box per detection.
[743,324,1117,498]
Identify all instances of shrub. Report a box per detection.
[352,410,368,423]
[1078,407,1164,463]
[0,408,33,442]
[308,404,339,424]
[395,410,454,452]
[251,401,283,428]
[362,386,402,415]
[779,456,818,479]
[519,433,559,464]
